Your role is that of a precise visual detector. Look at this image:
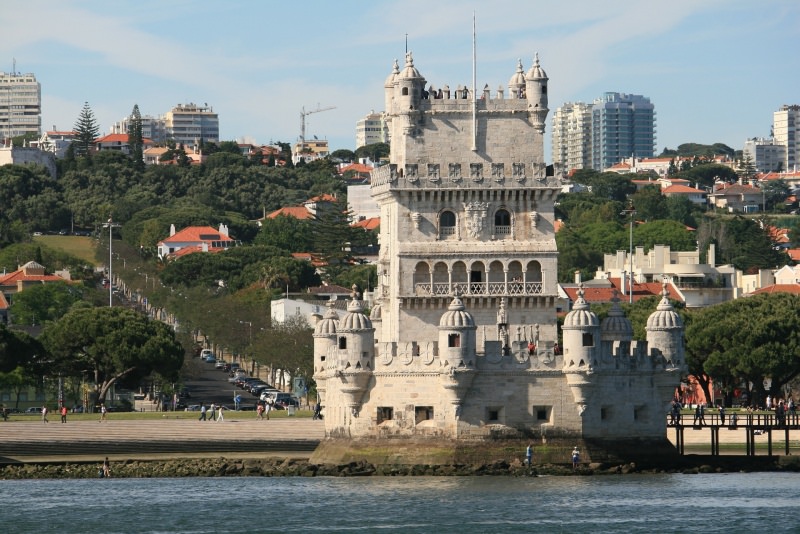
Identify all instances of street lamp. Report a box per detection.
[620,202,636,304]
[102,217,121,307]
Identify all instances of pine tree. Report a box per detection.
[73,102,99,157]
[128,104,144,169]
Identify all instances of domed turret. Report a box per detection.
[439,295,475,329]
[395,51,426,116]
[384,59,400,113]
[601,291,633,342]
[562,285,599,370]
[508,59,526,98]
[646,282,685,367]
[525,53,549,133]
[340,297,373,332]
[438,295,476,368]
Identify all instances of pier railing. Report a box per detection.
[668,411,800,457]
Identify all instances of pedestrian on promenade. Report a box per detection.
[198,403,207,421]
[60,405,68,423]
[526,444,533,466]
[217,405,224,422]
[313,402,322,420]
[234,394,241,411]
[102,457,111,478]
[719,406,726,425]
[571,447,580,470]
[208,403,216,421]
[257,403,264,420]
[99,403,108,422]
[265,397,274,420]
[41,405,48,424]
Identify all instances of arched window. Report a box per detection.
[494,209,511,236]
[439,210,456,238]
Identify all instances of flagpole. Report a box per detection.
[471,12,477,152]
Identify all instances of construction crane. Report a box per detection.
[300,104,336,143]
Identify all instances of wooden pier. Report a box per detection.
[671,412,800,456]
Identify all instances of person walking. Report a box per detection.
[526,444,533,466]
[234,394,241,411]
[718,405,726,425]
[198,403,207,421]
[217,405,224,422]
[313,402,322,420]
[41,405,49,424]
[99,403,108,422]
[60,405,68,423]
[256,403,264,420]
[571,447,580,470]
[208,403,216,421]
[264,397,274,420]
[102,457,111,478]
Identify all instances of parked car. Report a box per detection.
[24,407,42,415]
[214,360,225,370]
[205,356,216,364]
[200,349,213,360]
[261,392,300,409]
[251,384,278,397]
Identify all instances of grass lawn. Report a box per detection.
[34,235,99,266]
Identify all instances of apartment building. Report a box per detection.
[355,111,389,148]
[163,103,219,147]
[110,114,168,144]
[743,137,786,173]
[773,104,799,172]
[0,71,41,139]
[551,102,592,173]
[591,92,656,171]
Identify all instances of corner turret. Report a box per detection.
[525,53,549,133]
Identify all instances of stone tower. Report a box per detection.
[312,51,684,460]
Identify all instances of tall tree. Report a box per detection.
[73,102,100,157]
[40,307,185,406]
[128,104,144,170]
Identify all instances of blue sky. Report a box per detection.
[2,0,798,157]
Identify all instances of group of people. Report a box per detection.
[523,444,581,470]
[198,402,225,422]
[40,405,72,423]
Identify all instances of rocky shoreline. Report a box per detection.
[2,455,800,480]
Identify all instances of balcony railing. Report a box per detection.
[414,281,544,297]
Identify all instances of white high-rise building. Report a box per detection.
[163,103,219,147]
[355,111,389,148]
[773,105,800,172]
[592,92,656,171]
[0,71,41,140]
[552,102,593,174]
[743,137,786,173]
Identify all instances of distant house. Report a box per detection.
[94,133,155,156]
[661,184,708,206]
[156,224,238,259]
[708,182,763,213]
[0,261,72,323]
[263,194,338,222]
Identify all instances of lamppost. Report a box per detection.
[102,217,121,307]
[620,202,636,304]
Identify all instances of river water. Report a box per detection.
[2,472,797,533]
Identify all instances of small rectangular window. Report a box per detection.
[448,333,461,348]
[601,405,612,421]
[377,407,393,423]
[533,405,551,422]
[338,337,347,350]
[582,333,594,347]
[486,406,503,422]
[415,406,434,424]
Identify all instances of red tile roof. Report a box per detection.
[562,278,680,304]
[750,284,800,295]
[788,249,800,262]
[267,206,314,220]
[352,217,380,231]
[160,226,233,244]
[662,184,705,194]
[339,163,373,174]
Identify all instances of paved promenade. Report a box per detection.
[0,416,325,464]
